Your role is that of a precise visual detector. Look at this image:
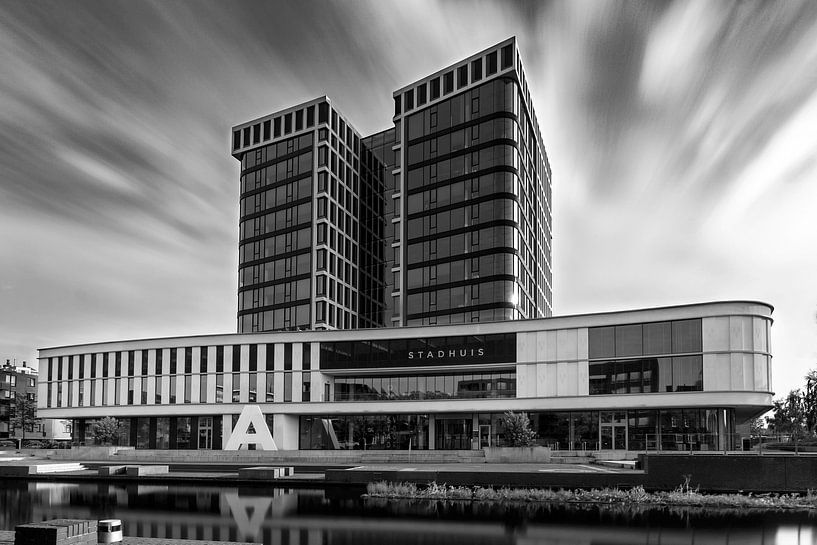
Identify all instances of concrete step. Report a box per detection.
[550,456,593,464]
[32,462,85,474]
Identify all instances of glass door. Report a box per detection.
[600,411,627,450]
[479,424,491,448]
[198,416,213,450]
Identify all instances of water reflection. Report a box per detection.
[1,482,816,544]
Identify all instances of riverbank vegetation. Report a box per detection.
[366,480,817,509]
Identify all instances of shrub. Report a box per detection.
[501,411,537,447]
[22,440,43,448]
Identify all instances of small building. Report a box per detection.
[0,361,41,442]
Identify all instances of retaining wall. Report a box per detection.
[47,448,486,464]
[641,454,817,492]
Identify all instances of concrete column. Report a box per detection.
[273,414,299,449]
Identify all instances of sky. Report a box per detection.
[0,0,815,398]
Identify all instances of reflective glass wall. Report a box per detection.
[403,71,551,326]
[589,319,704,395]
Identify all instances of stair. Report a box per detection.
[549,451,594,464]
[32,462,86,473]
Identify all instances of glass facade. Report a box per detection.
[73,415,223,450]
[320,333,516,369]
[403,73,551,326]
[238,131,314,332]
[529,408,734,451]
[300,414,428,450]
[361,128,396,325]
[235,99,387,332]
[334,371,516,401]
[588,319,704,395]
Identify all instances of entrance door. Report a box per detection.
[198,417,213,450]
[479,424,491,448]
[600,411,627,450]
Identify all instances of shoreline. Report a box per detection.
[364,481,817,511]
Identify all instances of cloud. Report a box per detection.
[0,0,814,396]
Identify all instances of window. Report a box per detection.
[306,105,315,127]
[443,71,454,94]
[457,65,468,88]
[430,77,441,100]
[417,84,427,105]
[471,59,482,81]
[501,44,513,69]
[404,89,414,111]
[284,372,292,402]
[486,51,497,75]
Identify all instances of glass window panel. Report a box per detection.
[615,324,642,357]
[673,356,703,392]
[643,322,672,355]
[672,319,702,353]
[589,327,615,359]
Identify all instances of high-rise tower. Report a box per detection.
[392,37,552,326]
[232,98,386,332]
[231,37,551,332]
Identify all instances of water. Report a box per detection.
[1,482,816,544]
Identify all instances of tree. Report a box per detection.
[10,393,40,447]
[92,417,121,445]
[768,389,808,452]
[749,417,766,436]
[501,411,537,447]
[803,369,817,435]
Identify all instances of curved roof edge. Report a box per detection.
[38,299,773,354]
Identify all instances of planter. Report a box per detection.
[484,446,551,463]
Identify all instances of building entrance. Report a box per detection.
[198,417,213,449]
[600,411,627,450]
[434,417,471,449]
[479,424,491,448]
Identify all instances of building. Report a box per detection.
[230,37,551,332]
[0,361,39,442]
[394,38,552,327]
[36,38,774,451]
[36,301,773,451]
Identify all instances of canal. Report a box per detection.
[0,482,815,544]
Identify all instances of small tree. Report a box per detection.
[92,416,121,445]
[501,411,537,447]
[768,390,808,453]
[10,393,40,447]
[749,417,766,436]
[804,369,817,436]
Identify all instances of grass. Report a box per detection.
[365,479,817,510]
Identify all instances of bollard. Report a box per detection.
[96,520,122,544]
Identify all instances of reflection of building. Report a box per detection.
[231,37,551,332]
[37,301,773,451]
[7,482,801,545]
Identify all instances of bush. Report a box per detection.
[22,440,43,448]
[501,411,537,447]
